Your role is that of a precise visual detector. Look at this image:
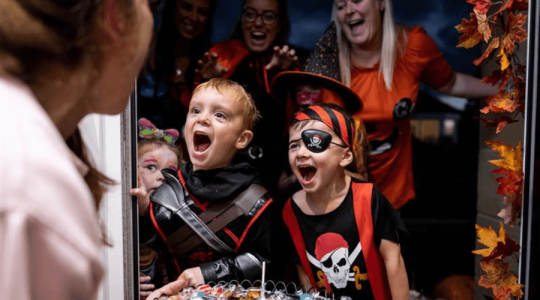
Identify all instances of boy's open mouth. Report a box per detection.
[193,132,211,152]
[298,165,317,182]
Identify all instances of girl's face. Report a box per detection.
[175,0,212,40]
[242,0,281,53]
[335,0,384,49]
[138,146,179,195]
[288,121,351,193]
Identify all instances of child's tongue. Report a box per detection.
[194,135,211,152]
[301,166,317,182]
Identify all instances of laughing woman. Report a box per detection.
[325,0,498,210]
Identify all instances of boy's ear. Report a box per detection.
[235,129,254,150]
[339,148,354,168]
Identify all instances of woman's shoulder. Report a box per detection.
[401,25,443,61]
[0,78,97,241]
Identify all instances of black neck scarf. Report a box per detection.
[181,162,259,204]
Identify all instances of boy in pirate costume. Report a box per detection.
[142,78,273,299]
[278,100,409,299]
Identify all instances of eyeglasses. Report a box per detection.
[289,129,347,153]
[243,8,279,25]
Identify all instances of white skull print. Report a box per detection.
[307,232,362,289]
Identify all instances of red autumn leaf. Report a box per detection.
[475,11,492,42]
[467,0,492,14]
[474,37,500,66]
[485,234,521,260]
[492,168,523,195]
[501,12,528,55]
[512,0,528,11]
[480,91,523,114]
[479,259,524,300]
[486,140,523,172]
[494,0,514,15]
[481,69,512,89]
[456,13,484,48]
[479,116,519,133]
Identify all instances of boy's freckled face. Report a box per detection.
[288,121,347,193]
[138,147,179,194]
[185,87,250,171]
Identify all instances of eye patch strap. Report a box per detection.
[294,106,354,148]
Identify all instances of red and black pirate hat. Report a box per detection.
[270,22,363,113]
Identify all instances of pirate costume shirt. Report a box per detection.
[139,161,273,284]
[283,178,407,300]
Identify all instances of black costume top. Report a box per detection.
[139,162,273,284]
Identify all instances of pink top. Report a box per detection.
[0,77,104,299]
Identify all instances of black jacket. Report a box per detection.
[139,162,273,284]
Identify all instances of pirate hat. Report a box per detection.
[271,22,362,113]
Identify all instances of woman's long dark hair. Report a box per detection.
[229,0,290,52]
[154,0,217,85]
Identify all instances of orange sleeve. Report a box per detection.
[407,26,455,90]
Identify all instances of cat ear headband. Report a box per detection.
[138,118,180,144]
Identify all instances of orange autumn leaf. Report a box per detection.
[474,37,500,66]
[473,222,506,257]
[479,259,524,300]
[486,141,523,172]
[475,11,492,42]
[467,0,492,13]
[501,12,527,55]
[480,91,522,114]
[497,48,510,70]
[456,13,484,48]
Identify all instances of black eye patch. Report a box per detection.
[290,129,347,153]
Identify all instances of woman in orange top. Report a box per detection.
[325,0,497,209]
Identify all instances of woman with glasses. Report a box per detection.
[195,0,300,198]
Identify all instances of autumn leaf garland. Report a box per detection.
[456,0,528,299]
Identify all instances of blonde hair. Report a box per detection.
[193,78,259,130]
[331,0,407,91]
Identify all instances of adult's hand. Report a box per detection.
[196,52,228,79]
[266,45,298,71]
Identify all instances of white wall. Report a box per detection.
[80,113,127,300]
